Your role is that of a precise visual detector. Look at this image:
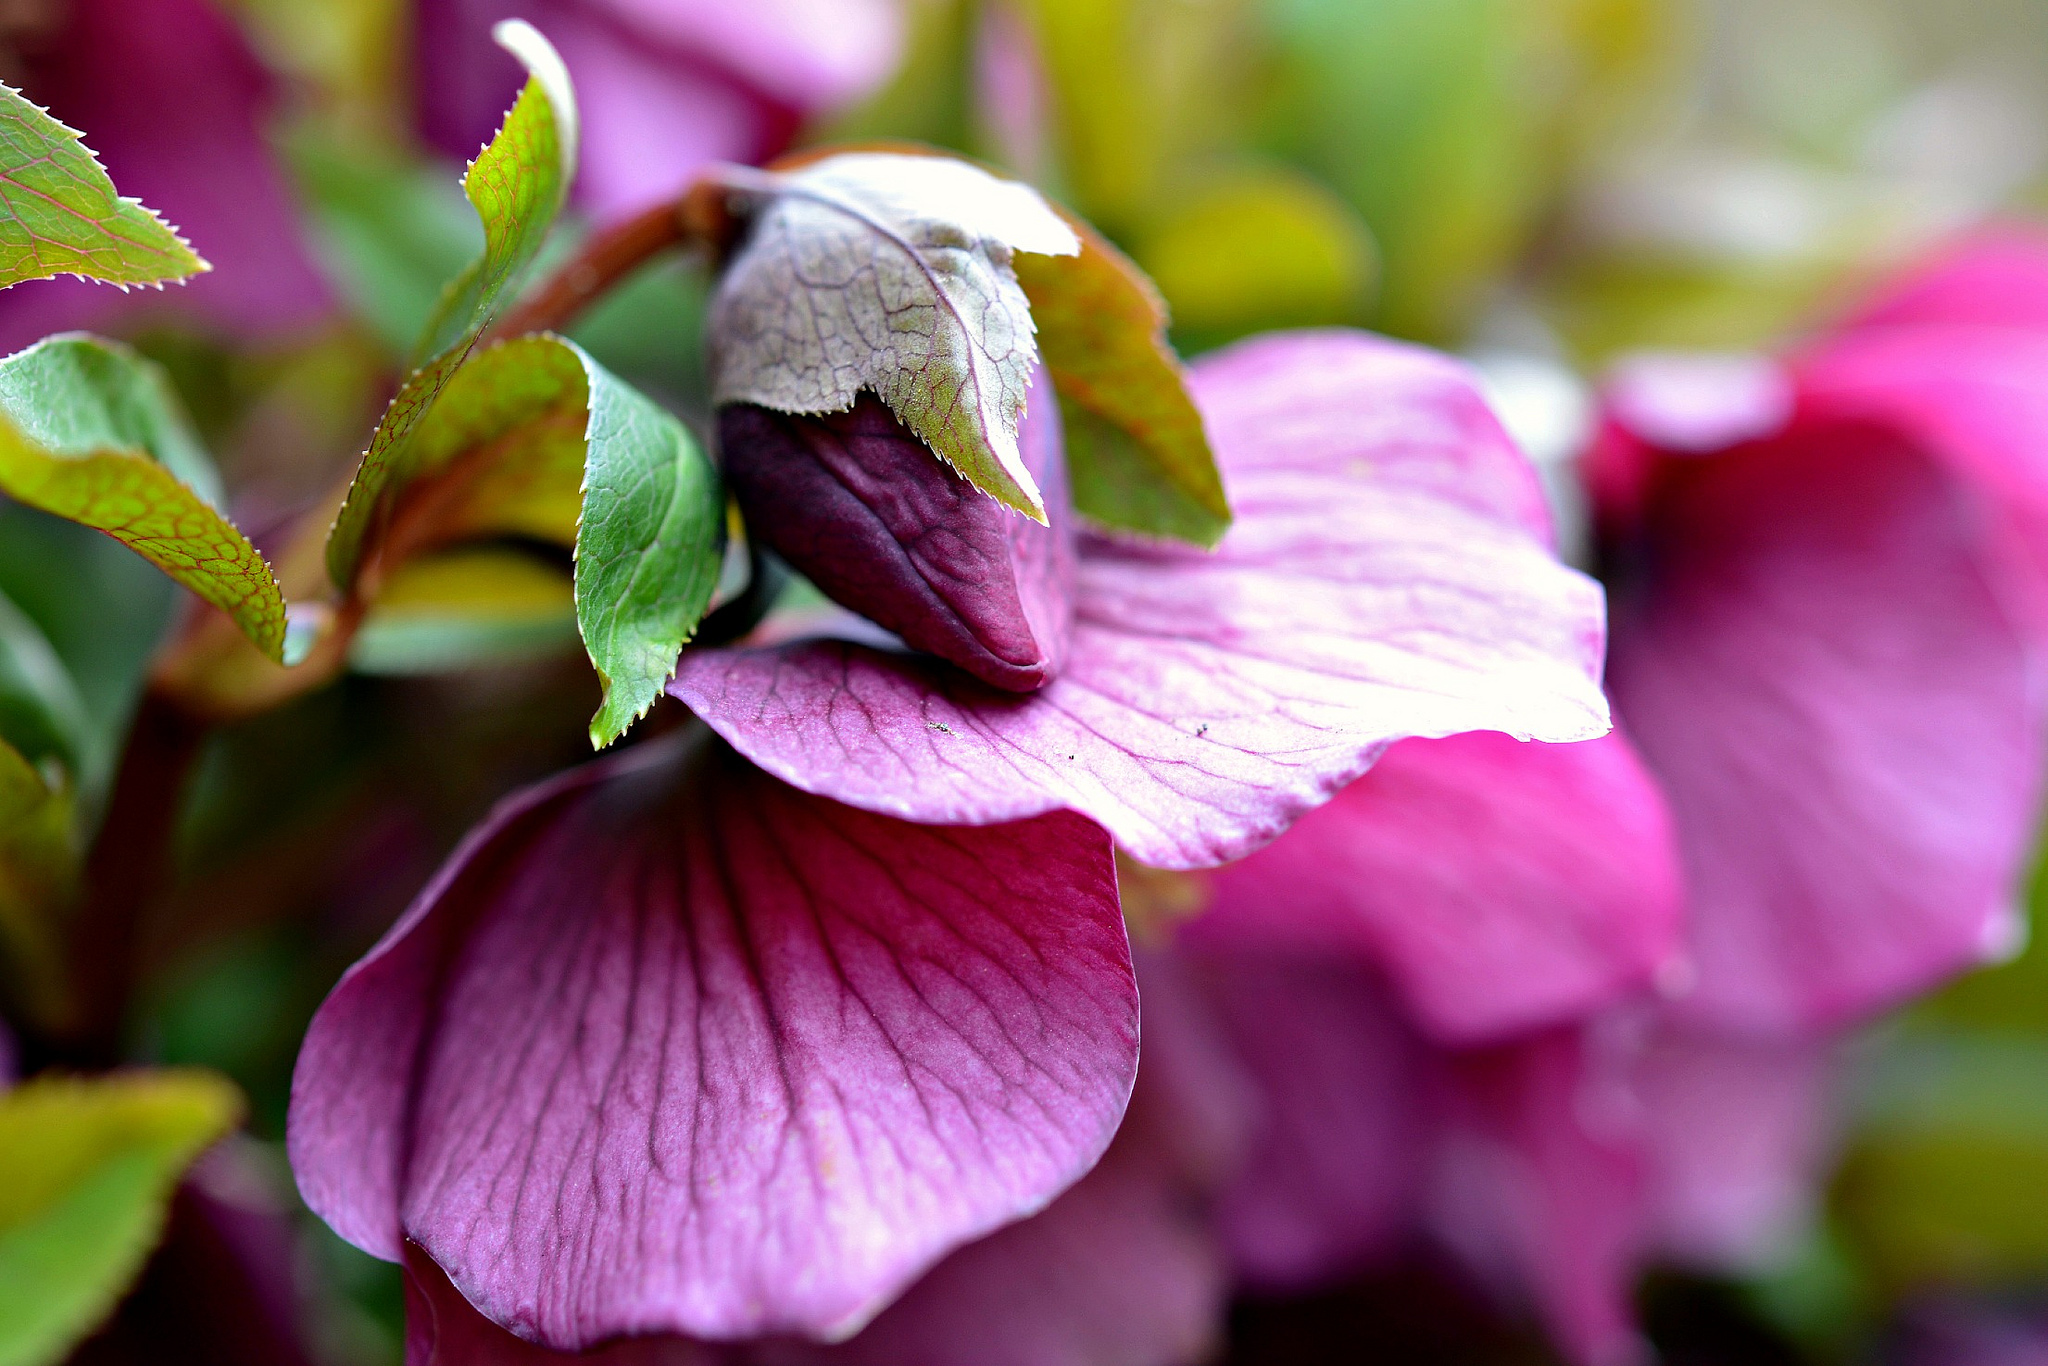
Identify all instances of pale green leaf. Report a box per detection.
[349,548,576,675]
[325,19,578,589]
[707,152,1079,522]
[0,84,206,290]
[1013,212,1229,545]
[0,1070,240,1366]
[0,337,286,661]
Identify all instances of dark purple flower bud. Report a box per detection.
[720,384,1076,692]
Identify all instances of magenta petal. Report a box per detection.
[291,734,1137,1348]
[1843,224,2048,332]
[1432,1031,1646,1366]
[721,386,1074,692]
[1192,731,1684,1044]
[1191,951,1422,1290]
[674,331,1611,869]
[0,0,331,348]
[1607,424,2041,1034]
[1632,1026,1835,1269]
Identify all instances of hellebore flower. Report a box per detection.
[0,0,331,350]
[674,330,1613,871]
[1591,225,2048,1036]
[292,322,1612,1356]
[416,0,904,220]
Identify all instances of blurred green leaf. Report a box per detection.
[287,131,483,357]
[0,337,287,662]
[326,20,578,589]
[1130,161,1375,348]
[1014,216,1230,544]
[0,589,91,781]
[0,737,77,1030]
[0,1070,240,1366]
[350,548,577,675]
[0,83,207,290]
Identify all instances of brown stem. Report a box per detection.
[486,197,702,344]
[61,688,210,1064]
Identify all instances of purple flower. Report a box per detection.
[416,0,904,220]
[1592,226,2048,1036]
[291,326,1610,1355]
[0,0,332,350]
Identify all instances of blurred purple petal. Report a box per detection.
[1191,951,1422,1291]
[0,0,331,349]
[1603,352,1795,456]
[720,384,1075,693]
[291,732,1137,1348]
[1430,1030,1647,1366]
[1631,1026,1836,1269]
[1607,423,2040,1034]
[674,331,1611,869]
[1191,731,1684,1043]
[415,0,901,218]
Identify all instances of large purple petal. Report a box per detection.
[0,0,331,349]
[721,384,1075,693]
[399,956,1235,1366]
[673,331,1611,869]
[1607,423,2042,1035]
[290,732,1137,1348]
[1190,731,1684,1044]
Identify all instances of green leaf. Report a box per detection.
[0,1071,240,1366]
[707,152,1079,522]
[1013,213,1230,546]
[330,333,722,745]
[0,737,77,1029]
[325,19,578,589]
[0,337,287,662]
[0,588,92,780]
[0,83,207,290]
[349,548,576,675]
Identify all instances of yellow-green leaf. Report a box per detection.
[0,337,286,662]
[1015,213,1230,546]
[325,19,578,590]
[0,84,206,290]
[349,548,577,676]
[0,1070,241,1366]
[0,737,76,1030]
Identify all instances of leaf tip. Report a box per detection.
[491,18,580,184]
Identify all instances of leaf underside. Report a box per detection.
[0,83,207,290]
[708,152,1079,522]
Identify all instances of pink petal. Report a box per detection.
[1603,352,1795,456]
[1191,731,1685,1044]
[1190,951,1423,1290]
[1632,1025,1836,1269]
[1430,1030,1647,1366]
[720,385,1074,693]
[1606,423,2041,1034]
[0,0,331,349]
[1842,224,2048,332]
[673,331,1611,869]
[291,733,1137,1348]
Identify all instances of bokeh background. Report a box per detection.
[5,0,2048,1362]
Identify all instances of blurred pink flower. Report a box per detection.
[415,0,905,221]
[0,0,331,351]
